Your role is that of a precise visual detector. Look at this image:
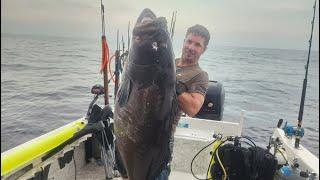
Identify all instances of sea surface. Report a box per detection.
[1,33,319,157]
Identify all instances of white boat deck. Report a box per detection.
[77,161,204,180]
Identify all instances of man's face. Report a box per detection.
[182,33,206,63]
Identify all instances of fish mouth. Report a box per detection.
[131,8,171,66]
[133,8,167,38]
[136,8,157,24]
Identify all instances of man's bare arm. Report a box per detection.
[177,92,205,117]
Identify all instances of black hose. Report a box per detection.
[190,139,217,180]
[73,150,77,180]
[191,135,258,180]
[240,136,257,148]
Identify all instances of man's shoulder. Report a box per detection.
[193,71,209,85]
[194,66,208,81]
[199,68,209,80]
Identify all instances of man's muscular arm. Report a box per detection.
[177,92,205,117]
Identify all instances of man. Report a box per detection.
[173,24,210,133]
[157,24,210,179]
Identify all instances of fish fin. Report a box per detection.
[118,78,132,107]
[169,95,180,136]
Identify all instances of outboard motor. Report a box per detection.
[195,81,225,121]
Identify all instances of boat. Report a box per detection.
[1,81,319,179]
[1,1,319,180]
[0,98,244,179]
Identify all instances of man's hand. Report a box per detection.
[176,81,187,96]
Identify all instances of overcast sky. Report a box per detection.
[1,0,319,50]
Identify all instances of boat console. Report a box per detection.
[195,81,225,121]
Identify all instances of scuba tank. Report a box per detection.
[207,138,223,179]
[207,136,278,180]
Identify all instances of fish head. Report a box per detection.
[130,8,174,67]
[135,8,157,25]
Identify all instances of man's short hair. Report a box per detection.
[186,24,210,47]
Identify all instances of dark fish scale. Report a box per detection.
[114,8,178,180]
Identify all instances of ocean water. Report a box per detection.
[1,33,319,158]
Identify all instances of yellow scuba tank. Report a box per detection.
[207,139,223,179]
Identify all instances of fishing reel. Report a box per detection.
[85,84,114,142]
[85,84,113,123]
[277,118,305,150]
[276,119,305,148]
[282,122,305,138]
[86,84,105,120]
[84,84,120,179]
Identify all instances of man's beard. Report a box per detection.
[182,49,198,64]
[184,57,196,64]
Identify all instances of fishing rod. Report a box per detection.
[100,0,110,105]
[128,21,131,52]
[108,23,130,100]
[99,0,116,178]
[169,11,174,38]
[295,0,317,148]
[122,35,125,53]
[114,30,121,99]
[169,11,177,40]
[171,11,177,40]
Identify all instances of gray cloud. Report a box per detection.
[1,0,319,50]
